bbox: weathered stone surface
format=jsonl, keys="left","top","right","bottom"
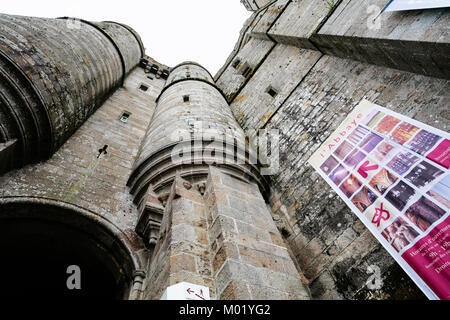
{"left": 0, "top": 14, "right": 143, "bottom": 174}
{"left": 230, "top": 44, "right": 322, "bottom": 134}
{"left": 217, "top": 1, "right": 449, "bottom": 300}
{"left": 251, "top": 0, "right": 290, "bottom": 41}
{"left": 1, "top": 1, "right": 448, "bottom": 300}
{"left": 267, "top": 0, "right": 334, "bottom": 49}
{"left": 216, "top": 38, "right": 275, "bottom": 101}
{"left": 241, "top": 0, "right": 275, "bottom": 12}
{"left": 144, "top": 176, "right": 214, "bottom": 300}
{"left": 0, "top": 67, "right": 164, "bottom": 231}
{"left": 205, "top": 166, "right": 310, "bottom": 300}
{"left": 313, "top": 0, "right": 450, "bottom": 79}
{"left": 263, "top": 54, "right": 447, "bottom": 299}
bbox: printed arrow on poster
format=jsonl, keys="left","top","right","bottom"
{"left": 358, "top": 161, "right": 379, "bottom": 179}
{"left": 187, "top": 288, "right": 194, "bottom": 295}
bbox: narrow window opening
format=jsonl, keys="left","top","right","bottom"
{"left": 183, "top": 95, "right": 190, "bottom": 103}
{"left": 186, "top": 72, "right": 191, "bottom": 78}
{"left": 161, "top": 70, "right": 170, "bottom": 80}
{"left": 97, "top": 145, "right": 108, "bottom": 158}
{"left": 232, "top": 59, "right": 241, "bottom": 69}
{"left": 140, "top": 59, "right": 149, "bottom": 69}
{"left": 239, "top": 62, "right": 252, "bottom": 78}
{"left": 150, "top": 64, "right": 159, "bottom": 74}
{"left": 242, "top": 67, "right": 251, "bottom": 78}
{"left": 147, "top": 75, "right": 154, "bottom": 80}
{"left": 139, "top": 84, "right": 149, "bottom": 92}
{"left": 266, "top": 86, "right": 278, "bottom": 98}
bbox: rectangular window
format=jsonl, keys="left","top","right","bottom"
{"left": 183, "top": 95, "right": 190, "bottom": 103}
{"left": 266, "top": 86, "right": 278, "bottom": 98}
{"left": 161, "top": 70, "right": 170, "bottom": 80}
{"left": 120, "top": 112, "right": 130, "bottom": 123}
{"left": 232, "top": 59, "right": 241, "bottom": 69}
{"left": 150, "top": 64, "right": 159, "bottom": 74}
{"left": 242, "top": 67, "right": 251, "bottom": 78}
{"left": 139, "top": 84, "right": 149, "bottom": 92}
{"left": 239, "top": 62, "right": 252, "bottom": 78}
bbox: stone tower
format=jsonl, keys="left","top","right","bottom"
{"left": 0, "top": 0, "right": 449, "bottom": 300}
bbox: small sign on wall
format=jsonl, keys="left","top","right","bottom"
{"left": 382, "top": 0, "right": 450, "bottom": 12}
{"left": 161, "top": 282, "right": 210, "bottom": 300}
{"left": 309, "top": 99, "right": 450, "bottom": 300}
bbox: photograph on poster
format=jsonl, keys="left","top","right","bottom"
{"left": 382, "top": 217, "right": 419, "bottom": 253}
{"left": 427, "top": 174, "right": 450, "bottom": 209}
{"left": 426, "top": 139, "right": 450, "bottom": 169}
{"left": 405, "top": 161, "right": 445, "bottom": 189}
{"left": 320, "top": 155, "right": 340, "bottom": 176}
{"left": 369, "top": 168, "right": 398, "bottom": 195}
{"left": 375, "top": 115, "right": 402, "bottom": 135}
{"left": 351, "top": 187, "right": 378, "bottom": 213}
{"left": 385, "top": 181, "right": 417, "bottom": 211}
{"left": 362, "top": 110, "right": 385, "bottom": 128}
{"left": 344, "top": 149, "right": 366, "bottom": 169}
{"left": 333, "top": 140, "right": 354, "bottom": 160}
{"left": 404, "top": 197, "right": 447, "bottom": 232}
{"left": 387, "top": 151, "right": 420, "bottom": 176}
{"left": 360, "top": 132, "right": 384, "bottom": 153}
{"left": 390, "top": 122, "right": 420, "bottom": 145}
{"left": 339, "top": 174, "right": 363, "bottom": 198}
{"left": 405, "top": 130, "right": 442, "bottom": 156}
{"left": 372, "top": 141, "right": 397, "bottom": 162}
{"left": 329, "top": 165, "right": 350, "bottom": 186}
{"left": 348, "top": 126, "right": 370, "bottom": 145}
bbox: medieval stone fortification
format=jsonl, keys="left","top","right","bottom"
{"left": 0, "top": 1, "right": 448, "bottom": 299}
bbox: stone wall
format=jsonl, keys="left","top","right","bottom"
{"left": 0, "top": 2, "right": 448, "bottom": 300}
{"left": 0, "top": 67, "right": 166, "bottom": 268}
{"left": 143, "top": 175, "right": 214, "bottom": 299}
{"left": 0, "top": 14, "right": 143, "bottom": 174}
{"left": 266, "top": 55, "right": 448, "bottom": 299}
{"left": 205, "top": 166, "right": 310, "bottom": 299}
{"left": 216, "top": 0, "right": 450, "bottom": 299}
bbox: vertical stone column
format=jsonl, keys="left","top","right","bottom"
{"left": 204, "top": 166, "right": 310, "bottom": 300}
{"left": 143, "top": 175, "right": 214, "bottom": 300}
{"left": 129, "top": 270, "right": 146, "bottom": 300}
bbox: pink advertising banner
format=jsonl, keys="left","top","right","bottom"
{"left": 309, "top": 100, "right": 450, "bottom": 300}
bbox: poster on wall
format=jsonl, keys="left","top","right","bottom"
{"left": 382, "top": 0, "right": 450, "bottom": 12}
{"left": 309, "top": 99, "right": 450, "bottom": 300}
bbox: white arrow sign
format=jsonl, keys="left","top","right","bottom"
{"left": 161, "top": 282, "right": 211, "bottom": 300}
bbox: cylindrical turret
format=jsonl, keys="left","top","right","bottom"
{"left": 128, "top": 62, "right": 267, "bottom": 207}
{"left": 0, "top": 14, "right": 144, "bottom": 173}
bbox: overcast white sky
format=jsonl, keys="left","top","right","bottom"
{"left": 1, "top": 0, "right": 251, "bottom": 75}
